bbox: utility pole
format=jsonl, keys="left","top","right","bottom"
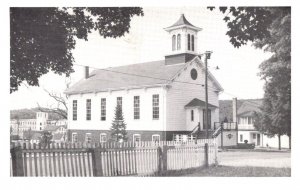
{"left": 16, "top": 117, "right": 20, "bottom": 140}
{"left": 205, "top": 51, "right": 212, "bottom": 139}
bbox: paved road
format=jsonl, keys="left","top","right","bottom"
{"left": 218, "top": 150, "right": 291, "bottom": 168}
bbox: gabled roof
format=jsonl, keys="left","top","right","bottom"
{"left": 164, "top": 14, "right": 202, "bottom": 31}
{"left": 44, "top": 125, "right": 67, "bottom": 132}
{"left": 53, "top": 133, "right": 65, "bottom": 141}
{"left": 65, "top": 60, "right": 189, "bottom": 95}
{"left": 185, "top": 98, "right": 218, "bottom": 109}
{"left": 237, "top": 100, "right": 262, "bottom": 117}
{"left": 65, "top": 56, "right": 223, "bottom": 95}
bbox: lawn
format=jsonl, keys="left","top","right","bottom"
{"left": 181, "top": 165, "right": 291, "bottom": 177}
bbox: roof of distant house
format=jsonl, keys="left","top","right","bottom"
{"left": 237, "top": 100, "right": 262, "bottom": 116}
{"left": 44, "top": 125, "right": 67, "bottom": 132}
{"left": 218, "top": 99, "right": 263, "bottom": 122}
{"left": 23, "top": 131, "right": 42, "bottom": 140}
{"left": 185, "top": 98, "right": 218, "bottom": 108}
{"left": 52, "top": 133, "right": 65, "bottom": 141}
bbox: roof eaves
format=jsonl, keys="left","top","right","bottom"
{"left": 65, "top": 83, "right": 169, "bottom": 96}
{"left": 164, "top": 25, "right": 202, "bottom": 32}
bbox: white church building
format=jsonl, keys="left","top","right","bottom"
{"left": 65, "top": 14, "right": 223, "bottom": 143}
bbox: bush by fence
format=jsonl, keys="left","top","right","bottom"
{"left": 10, "top": 139, "right": 218, "bottom": 177}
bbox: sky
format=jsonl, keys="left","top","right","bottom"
{"left": 10, "top": 7, "right": 273, "bottom": 110}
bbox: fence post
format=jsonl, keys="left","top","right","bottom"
{"left": 10, "top": 146, "right": 24, "bottom": 176}
{"left": 157, "top": 146, "right": 162, "bottom": 174}
{"left": 157, "top": 145, "right": 168, "bottom": 175}
{"left": 91, "top": 147, "right": 103, "bottom": 176}
{"left": 214, "top": 138, "right": 218, "bottom": 165}
{"left": 204, "top": 143, "right": 209, "bottom": 168}
{"left": 162, "top": 145, "right": 168, "bottom": 172}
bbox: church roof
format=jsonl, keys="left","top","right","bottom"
{"left": 65, "top": 60, "right": 192, "bottom": 95}
{"left": 185, "top": 98, "right": 218, "bottom": 109}
{"left": 164, "top": 14, "right": 202, "bottom": 31}
{"left": 65, "top": 57, "right": 223, "bottom": 95}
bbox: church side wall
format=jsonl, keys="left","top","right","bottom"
{"left": 67, "top": 87, "right": 167, "bottom": 142}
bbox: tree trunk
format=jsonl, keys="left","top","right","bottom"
{"left": 278, "top": 135, "right": 281, "bottom": 150}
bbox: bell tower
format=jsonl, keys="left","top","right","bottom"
{"left": 164, "top": 14, "right": 202, "bottom": 65}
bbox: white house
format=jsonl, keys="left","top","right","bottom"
{"left": 10, "top": 112, "right": 49, "bottom": 137}
{"left": 237, "top": 100, "right": 290, "bottom": 148}
{"left": 65, "top": 14, "right": 223, "bottom": 143}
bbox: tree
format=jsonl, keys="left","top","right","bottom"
{"left": 40, "top": 131, "right": 53, "bottom": 148}
{"left": 10, "top": 7, "right": 144, "bottom": 93}
{"left": 37, "top": 89, "right": 68, "bottom": 119}
{"left": 110, "top": 104, "right": 127, "bottom": 142}
{"left": 210, "top": 7, "right": 291, "bottom": 149}
{"left": 23, "top": 128, "right": 34, "bottom": 141}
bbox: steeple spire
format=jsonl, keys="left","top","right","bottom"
{"left": 164, "top": 14, "right": 202, "bottom": 32}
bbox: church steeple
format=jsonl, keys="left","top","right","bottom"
{"left": 164, "top": 14, "right": 202, "bottom": 65}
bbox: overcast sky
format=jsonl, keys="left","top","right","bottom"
{"left": 10, "top": 7, "right": 272, "bottom": 110}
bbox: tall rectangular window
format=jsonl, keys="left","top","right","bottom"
{"left": 86, "top": 99, "right": 91, "bottom": 120}
{"left": 248, "top": 117, "right": 253, "bottom": 124}
{"left": 152, "top": 94, "right": 159, "bottom": 119}
{"left": 117, "top": 97, "right": 122, "bottom": 110}
{"left": 134, "top": 96, "right": 140, "bottom": 119}
{"left": 240, "top": 134, "right": 243, "bottom": 142}
{"left": 101, "top": 98, "right": 106, "bottom": 121}
{"left": 203, "top": 109, "right": 211, "bottom": 129}
{"left": 191, "top": 35, "right": 195, "bottom": 51}
{"left": 72, "top": 100, "right": 77, "bottom": 121}
{"left": 191, "top": 110, "right": 194, "bottom": 121}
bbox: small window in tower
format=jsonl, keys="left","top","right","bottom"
{"left": 177, "top": 34, "right": 181, "bottom": 50}
{"left": 172, "top": 35, "right": 176, "bottom": 51}
{"left": 187, "top": 34, "right": 191, "bottom": 50}
{"left": 191, "top": 35, "right": 195, "bottom": 51}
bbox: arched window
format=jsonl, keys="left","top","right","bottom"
{"left": 187, "top": 34, "right": 191, "bottom": 50}
{"left": 172, "top": 35, "right": 176, "bottom": 51}
{"left": 177, "top": 34, "right": 181, "bottom": 50}
{"left": 191, "top": 110, "right": 194, "bottom": 121}
{"left": 191, "top": 35, "right": 195, "bottom": 51}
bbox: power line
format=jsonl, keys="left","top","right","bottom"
{"left": 72, "top": 63, "right": 263, "bottom": 107}
{"left": 72, "top": 63, "right": 223, "bottom": 90}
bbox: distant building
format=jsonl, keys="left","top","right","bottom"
{"left": 220, "top": 99, "right": 290, "bottom": 148}
{"left": 65, "top": 14, "right": 223, "bottom": 143}
{"left": 10, "top": 111, "right": 67, "bottom": 140}
{"left": 44, "top": 125, "right": 67, "bottom": 142}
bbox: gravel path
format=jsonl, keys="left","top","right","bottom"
{"left": 217, "top": 150, "right": 291, "bottom": 168}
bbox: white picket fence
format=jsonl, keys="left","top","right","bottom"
{"left": 10, "top": 139, "right": 218, "bottom": 176}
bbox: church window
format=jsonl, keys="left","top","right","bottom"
{"left": 187, "top": 34, "right": 191, "bottom": 50}
{"left": 172, "top": 35, "right": 176, "bottom": 51}
{"left": 177, "top": 34, "right": 181, "bottom": 50}
{"left": 152, "top": 94, "right": 159, "bottom": 119}
{"left": 191, "top": 35, "right": 195, "bottom": 51}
